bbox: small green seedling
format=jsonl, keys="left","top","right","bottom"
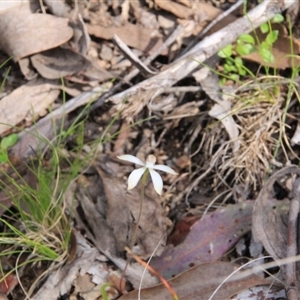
{"left": 0, "top": 133, "right": 18, "bottom": 163}
{"left": 217, "top": 14, "right": 284, "bottom": 84}
{"left": 100, "top": 283, "right": 113, "bottom": 300}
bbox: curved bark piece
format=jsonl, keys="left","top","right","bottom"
{"left": 252, "top": 165, "right": 300, "bottom": 259}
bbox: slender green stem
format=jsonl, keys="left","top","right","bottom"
{"left": 120, "top": 169, "right": 149, "bottom": 291}
{"left": 129, "top": 169, "right": 148, "bottom": 249}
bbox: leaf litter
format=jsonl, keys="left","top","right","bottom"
{"left": 0, "top": 0, "right": 300, "bottom": 299}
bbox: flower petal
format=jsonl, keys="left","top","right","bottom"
{"left": 145, "top": 154, "right": 156, "bottom": 168}
{"left": 153, "top": 164, "right": 178, "bottom": 175}
{"left": 149, "top": 169, "right": 163, "bottom": 195}
{"left": 127, "top": 167, "right": 146, "bottom": 190}
{"left": 117, "top": 155, "right": 145, "bottom": 166}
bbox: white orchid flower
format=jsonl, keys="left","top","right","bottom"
{"left": 117, "top": 154, "right": 178, "bottom": 195}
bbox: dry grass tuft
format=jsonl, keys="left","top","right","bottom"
{"left": 204, "top": 80, "right": 287, "bottom": 192}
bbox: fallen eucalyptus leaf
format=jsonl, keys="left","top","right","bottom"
{"left": 0, "top": 79, "right": 60, "bottom": 135}
{"left": 31, "top": 48, "right": 88, "bottom": 79}
{"left": 0, "top": 9, "right": 73, "bottom": 61}
{"left": 151, "top": 200, "right": 289, "bottom": 279}
{"left": 119, "top": 261, "right": 271, "bottom": 300}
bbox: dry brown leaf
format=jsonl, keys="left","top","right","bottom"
{"left": 154, "top": 0, "right": 193, "bottom": 19}
{"left": 119, "top": 261, "right": 272, "bottom": 300}
{"left": 31, "top": 47, "right": 113, "bottom": 82}
{"left": 87, "top": 22, "right": 163, "bottom": 54}
{"left": 31, "top": 48, "right": 88, "bottom": 79}
{"left": 0, "top": 79, "right": 60, "bottom": 135}
{"left": 0, "top": 8, "right": 73, "bottom": 61}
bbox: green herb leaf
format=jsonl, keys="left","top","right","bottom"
{"left": 1, "top": 133, "right": 18, "bottom": 150}
{"left": 260, "top": 48, "right": 274, "bottom": 63}
{"left": 0, "top": 152, "right": 8, "bottom": 164}
{"left": 224, "top": 64, "right": 238, "bottom": 73}
{"left": 265, "top": 30, "right": 278, "bottom": 45}
{"left": 260, "top": 23, "right": 269, "bottom": 34}
{"left": 238, "top": 34, "right": 255, "bottom": 45}
{"left": 224, "top": 64, "right": 232, "bottom": 73}
{"left": 225, "top": 58, "right": 233, "bottom": 65}
{"left": 236, "top": 43, "right": 255, "bottom": 56}
{"left": 218, "top": 45, "right": 233, "bottom": 58}
{"left": 219, "top": 78, "right": 226, "bottom": 86}
{"left": 234, "top": 57, "right": 244, "bottom": 66}
{"left": 229, "top": 74, "right": 239, "bottom": 81}
{"left": 272, "top": 14, "right": 284, "bottom": 23}
{"left": 238, "top": 67, "right": 246, "bottom": 76}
